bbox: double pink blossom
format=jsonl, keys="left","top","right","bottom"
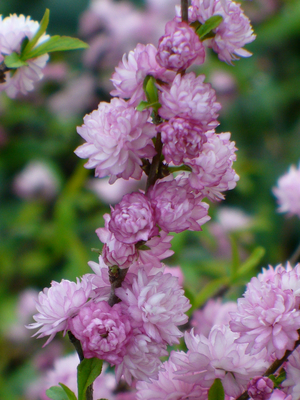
{"left": 27, "top": 277, "right": 92, "bottom": 345}
{"left": 156, "top": 19, "right": 205, "bottom": 71}
{"left": 111, "top": 43, "right": 174, "bottom": 106}
{"left": 75, "top": 98, "right": 156, "bottom": 183}
{"left": 147, "top": 175, "right": 210, "bottom": 233}
{"left": 109, "top": 192, "right": 158, "bottom": 244}
{"left": 158, "top": 72, "right": 221, "bottom": 130}
{"left": 273, "top": 164, "right": 300, "bottom": 218}
{"left": 70, "top": 301, "right": 132, "bottom": 365}
{"left": 116, "top": 268, "right": 191, "bottom": 345}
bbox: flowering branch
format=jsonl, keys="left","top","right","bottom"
{"left": 236, "top": 331, "right": 300, "bottom": 400}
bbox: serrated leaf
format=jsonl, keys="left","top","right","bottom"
{"left": 22, "top": 9, "right": 50, "bottom": 57}
{"left": 45, "top": 386, "right": 69, "bottom": 400}
{"left": 196, "top": 15, "right": 223, "bottom": 39}
{"left": 22, "top": 36, "right": 89, "bottom": 60}
{"left": 59, "top": 383, "right": 77, "bottom": 400}
{"left": 208, "top": 379, "right": 225, "bottom": 400}
{"left": 236, "top": 246, "right": 265, "bottom": 278}
{"left": 77, "top": 358, "right": 103, "bottom": 400}
{"left": 4, "top": 52, "right": 28, "bottom": 68}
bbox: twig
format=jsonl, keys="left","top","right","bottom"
{"left": 181, "top": 0, "right": 189, "bottom": 23}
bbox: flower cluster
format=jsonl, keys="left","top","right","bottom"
{"left": 30, "top": 1, "right": 300, "bottom": 399}
{"left": 0, "top": 14, "right": 49, "bottom": 97}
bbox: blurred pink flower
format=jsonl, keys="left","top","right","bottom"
{"left": 282, "top": 347, "right": 300, "bottom": 400}
{"left": 273, "top": 164, "right": 300, "bottom": 218}
{"left": 27, "top": 277, "right": 92, "bottom": 345}
{"left": 0, "top": 14, "right": 49, "bottom": 97}
{"left": 156, "top": 19, "right": 205, "bottom": 71}
{"left": 75, "top": 98, "right": 156, "bottom": 183}
{"left": 12, "top": 161, "right": 59, "bottom": 200}
{"left": 191, "top": 298, "right": 237, "bottom": 337}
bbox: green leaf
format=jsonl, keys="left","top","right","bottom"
{"left": 4, "top": 52, "right": 28, "bottom": 68}
{"left": 236, "top": 246, "right": 265, "bottom": 278}
{"left": 22, "top": 9, "right": 50, "bottom": 57}
{"left": 77, "top": 358, "right": 103, "bottom": 400}
{"left": 136, "top": 101, "right": 150, "bottom": 111}
{"left": 22, "top": 36, "right": 89, "bottom": 60}
{"left": 208, "top": 379, "right": 225, "bottom": 400}
{"left": 145, "top": 75, "right": 159, "bottom": 104}
{"left": 190, "top": 277, "right": 230, "bottom": 313}
{"left": 59, "top": 383, "right": 77, "bottom": 400}
{"left": 196, "top": 15, "right": 223, "bottom": 39}
{"left": 269, "top": 370, "right": 286, "bottom": 388}
{"left": 45, "top": 386, "right": 69, "bottom": 400}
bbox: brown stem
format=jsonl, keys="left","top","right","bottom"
{"left": 146, "top": 131, "right": 163, "bottom": 193}
{"left": 68, "top": 331, "right": 94, "bottom": 400}
{"left": 235, "top": 330, "right": 300, "bottom": 400}
{"left": 108, "top": 267, "right": 128, "bottom": 307}
{"left": 181, "top": 0, "right": 189, "bottom": 23}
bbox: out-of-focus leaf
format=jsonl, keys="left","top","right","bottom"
{"left": 190, "top": 277, "right": 230, "bottom": 313}
{"left": 236, "top": 246, "right": 265, "bottom": 279}
{"left": 59, "top": 383, "right": 77, "bottom": 400}
{"left": 46, "top": 386, "right": 69, "bottom": 400}
{"left": 196, "top": 15, "right": 223, "bottom": 39}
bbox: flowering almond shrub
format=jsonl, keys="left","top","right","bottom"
{"left": 2, "top": 1, "right": 300, "bottom": 400}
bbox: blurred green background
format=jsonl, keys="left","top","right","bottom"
{"left": 0, "top": 0, "right": 300, "bottom": 398}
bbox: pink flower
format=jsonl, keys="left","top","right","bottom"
{"left": 109, "top": 192, "right": 158, "bottom": 244}
{"left": 187, "top": 131, "right": 239, "bottom": 200}
{"left": 116, "top": 268, "right": 190, "bottom": 345}
{"left": 27, "top": 278, "right": 92, "bottom": 345}
{"left": 134, "top": 230, "right": 174, "bottom": 271}
{"left": 191, "top": 298, "right": 237, "bottom": 337}
{"left": 136, "top": 355, "right": 208, "bottom": 400}
{"left": 172, "top": 326, "right": 268, "bottom": 398}
{"left": 273, "top": 164, "right": 300, "bottom": 218}
{"left": 247, "top": 377, "right": 274, "bottom": 400}
{"left": 158, "top": 72, "right": 221, "bottom": 129}
{"left": 111, "top": 43, "right": 174, "bottom": 106}
{"left": 282, "top": 347, "right": 300, "bottom": 400}
{"left": 96, "top": 213, "right": 138, "bottom": 268}
{"left": 156, "top": 19, "right": 205, "bottom": 71}
{"left": 75, "top": 98, "right": 156, "bottom": 184}
{"left": 159, "top": 117, "right": 207, "bottom": 165}
{"left": 115, "top": 332, "right": 168, "bottom": 384}
{"left": 191, "top": 0, "right": 256, "bottom": 64}
{"left": 147, "top": 175, "right": 210, "bottom": 233}
{"left": 268, "top": 390, "right": 292, "bottom": 400}
{"left": 70, "top": 301, "right": 132, "bottom": 365}
{"left": 0, "top": 14, "right": 49, "bottom": 97}
{"left": 229, "top": 276, "right": 300, "bottom": 359}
